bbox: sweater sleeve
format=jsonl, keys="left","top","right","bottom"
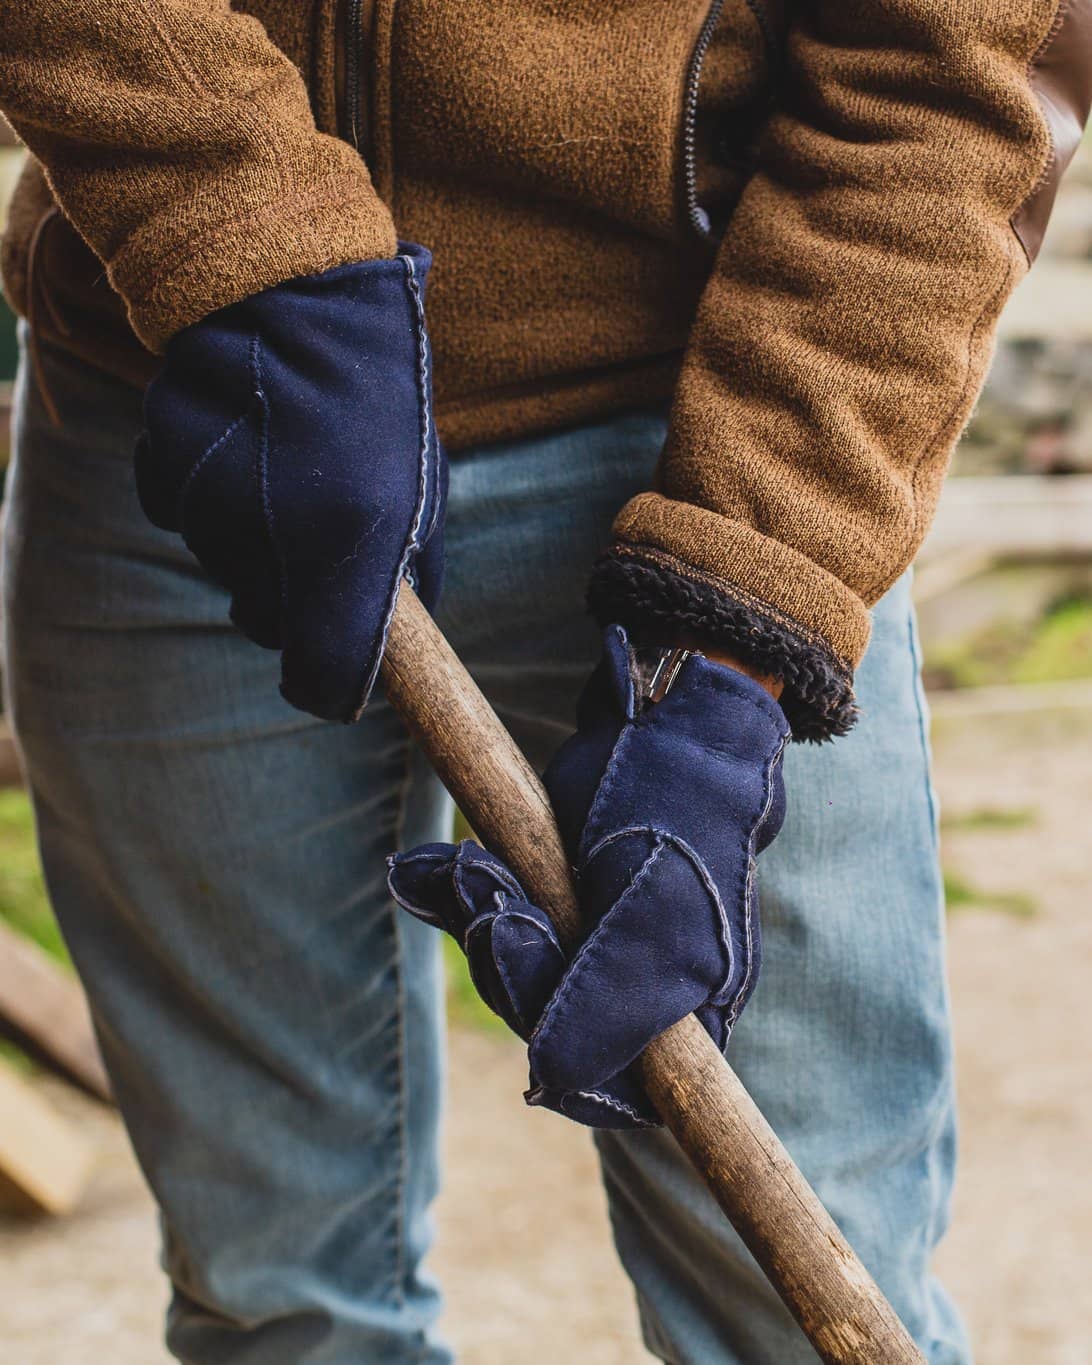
{"left": 589, "top": 0, "right": 1092, "bottom": 740}
{"left": 0, "top": 0, "right": 396, "bottom": 352}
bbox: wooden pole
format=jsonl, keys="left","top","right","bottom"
{"left": 381, "top": 585, "right": 926, "bottom": 1365}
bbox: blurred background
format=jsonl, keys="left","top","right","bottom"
{"left": 0, "top": 123, "right": 1088, "bottom": 1364}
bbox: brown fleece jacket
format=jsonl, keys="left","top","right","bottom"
{"left": 1, "top": 0, "right": 1089, "bottom": 737}
{"left": 0, "top": 0, "right": 396, "bottom": 348}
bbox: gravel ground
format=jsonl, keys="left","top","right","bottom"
{"left": 1, "top": 710, "right": 1088, "bottom": 1364}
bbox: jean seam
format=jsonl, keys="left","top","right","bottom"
{"left": 906, "top": 582, "right": 963, "bottom": 1355}
{"left": 385, "top": 727, "right": 417, "bottom": 1313}
{"left": 727, "top": 729, "right": 787, "bottom": 1029}
{"left": 384, "top": 742, "right": 417, "bottom": 1315}
{"left": 388, "top": 738, "right": 443, "bottom": 1365}
{"left": 389, "top": 915, "right": 409, "bottom": 1312}
{"left": 906, "top": 593, "right": 940, "bottom": 850}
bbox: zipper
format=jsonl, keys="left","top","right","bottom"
{"left": 341, "top": 0, "right": 378, "bottom": 156}
{"left": 342, "top": 0, "right": 364, "bottom": 147}
{"left": 682, "top": 0, "right": 779, "bottom": 243}
{"left": 681, "top": 0, "right": 726, "bottom": 242}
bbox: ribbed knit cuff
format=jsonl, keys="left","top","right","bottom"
{"left": 588, "top": 545, "right": 859, "bottom": 742}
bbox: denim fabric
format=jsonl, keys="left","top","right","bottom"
{"left": 3, "top": 333, "right": 971, "bottom": 1365}
{"left": 390, "top": 635, "right": 790, "bottom": 1129}
{"left": 136, "top": 246, "right": 444, "bottom": 724}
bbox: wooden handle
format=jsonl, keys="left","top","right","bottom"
{"left": 381, "top": 585, "right": 926, "bottom": 1365}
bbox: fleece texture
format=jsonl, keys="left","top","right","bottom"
{"left": 593, "top": 1, "right": 1091, "bottom": 735}
{"left": 0, "top": 0, "right": 396, "bottom": 352}
{"left": 389, "top": 626, "right": 790, "bottom": 1128}
{"left": 2, "top": 0, "right": 1088, "bottom": 735}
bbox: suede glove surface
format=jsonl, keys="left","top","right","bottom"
{"left": 135, "top": 243, "right": 444, "bottom": 722}
{"left": 389, "top": 626, "right": 790, "bottom": 1128}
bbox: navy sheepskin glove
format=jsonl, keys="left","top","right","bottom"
{"left": 389, "top": 626, "right": 790, "bottom": 1128}
{"left": 135, "top": 243, "right": 444, "bottom": 722}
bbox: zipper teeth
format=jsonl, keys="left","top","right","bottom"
{"left": 682, "top": 0, "right": 726, "bottom": 242}
{"left": 683, "top": 0, "right": 781, "bottom": 242}
{"left": 344, "top": 0, "right": 363, "bottom": 147}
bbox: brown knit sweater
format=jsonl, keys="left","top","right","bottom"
{"left": 1, "top": 0, "right": 1089, "bottom": 737}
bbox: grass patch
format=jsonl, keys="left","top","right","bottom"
{"left": 0, "top": 1036, "right": 34, "bottom": 1074}
{"left": 944, "top": 870, "right": 1037, "bottom": 919}
{"left": 1010, "top": 594, "right": 1092, "bottom": 686}
{"left": 926, "top": 591, "right": 1092, "bottom": 690}
{"left": 0, "top": 792, "right": 68, "bottom": 1077}
{"left": 941, "top": 805, "right": 1037, "bottom": 833}
{"left": 0, "top": 789, "right": 69, "bottom": 965}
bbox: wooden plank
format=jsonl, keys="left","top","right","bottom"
{"left": 924, "top": 474, "right": 1092, "bottom": 559}
{"left": 912, "top": 547, "right": 995, "bottom": 605}
{"left": 0, "top": 1060, "right": 94, "bottom": 1215}
{"left": 0, "top": 920, "right": 111, "bottom": 1102}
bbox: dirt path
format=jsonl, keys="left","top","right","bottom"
{"left": 1, "top": 713, "right": 1089, "bottom": 1363}
{"left": 930, "top": 709, "right": 1092, "bottom": 1365}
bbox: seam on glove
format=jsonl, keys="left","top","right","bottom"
{"left": 403, "top": 252, "right": 435, "bottom": 559}
{"left": 488, "top": 906, "right": 550, "bottom": 1036}
{"left": 356, "top": 250, "right": 434, "bottom": 719}
{"left": 530, "top": 833, "right": 669, "bottom": 1061}
{"left": 175, "top": 409, "right": 248, "bottom": 526}
{"left": 579, "top": 722, "right": 639, "bottom": 861}
{"left": 387, "top": 848, "right": 449, "bottom": 924}
{"left": 611, "top": 624, "right": 638, "bottom": 720}
{"left": 250, "top": 335, "right": 286, "bottom": 618}
{"left": 585, "top": 824, "right": 737, "bottom": 995}
{"left": 452, "top": 843, "right": 525, "bottom": 913}
{"left": 501, "top": 906, "right": 561, "bottom": 954}
{"left": 451, "top": 857, "right": 480, "bottom": 928}
{"left": 724, "top": 731, "right": 787, "bottom": 1027}
{"left": 571, "top": 1089, "right": 655, "bottom": 1127}
{"left": 465, "top": 905, "right": 500, "bottom": 956}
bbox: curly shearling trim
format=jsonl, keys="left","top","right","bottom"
{"left": 588, "top": 549, "right": 858, "bottom": 742}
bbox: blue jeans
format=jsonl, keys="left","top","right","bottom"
{"left": 3, "top": 336, "right": 970, "bottom": 1364}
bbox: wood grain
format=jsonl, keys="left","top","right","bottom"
{"left": 382, "top": 585, "right": 925, "bottom": 1364}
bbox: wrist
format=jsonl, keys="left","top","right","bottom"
{"left": 700, "top": 647, "right": 784, "bottom": 701}
{"left": 628, "top": 628, "right": 786, "bottom": 703}
{"left": 659, "top": 631, "right": 784, "bottom": 700}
